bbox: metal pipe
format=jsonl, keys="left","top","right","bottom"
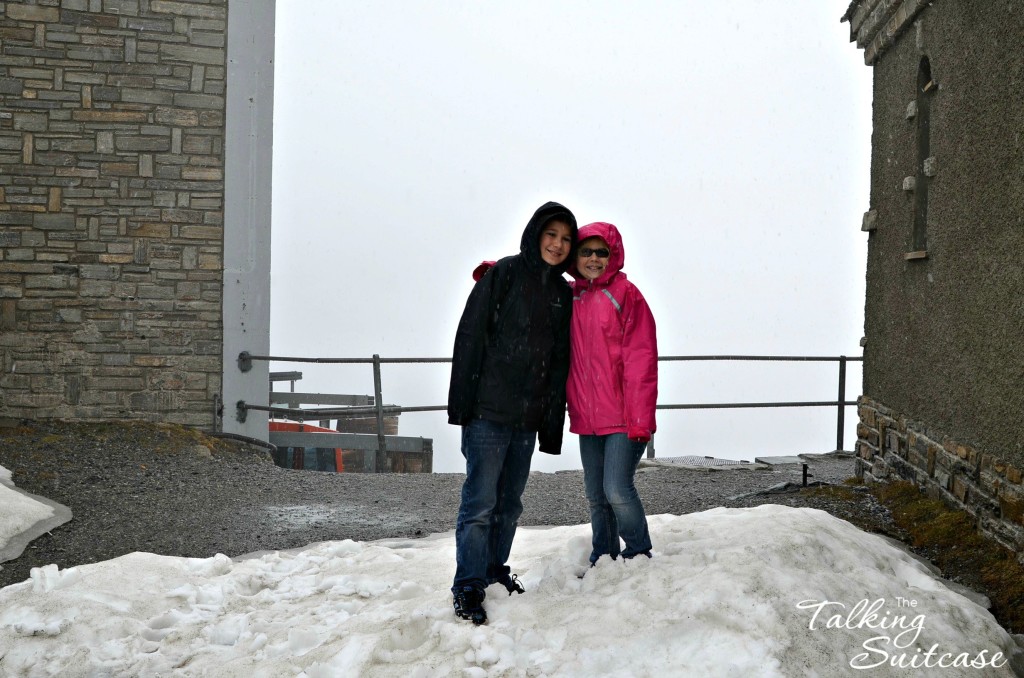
{"left": 837, "top": 355, "right": 848, "bottom": 452}
{"left": 240, "top": 354, "right": 452, "bottom": 365}
{"left": 657, "top": 355, "right": 864, "bottom": 362}
{"left": 656, "top": 401, "right": 858, "bottom": 410}
{"left": 241, "top": 353, "right": 862, "bottom": 365}
{"left": 241, "top": 401, "right": 858, "bottom": 418}
{"left": 373, "top": 354, "right": 387, "bottom": 472}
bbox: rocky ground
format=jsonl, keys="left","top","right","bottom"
{"left": 0, "top": 419, "right": 906, "bottom": 591}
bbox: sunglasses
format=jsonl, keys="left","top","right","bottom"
{"left": 578, "top": 247, "right": 610, "bottom": 258}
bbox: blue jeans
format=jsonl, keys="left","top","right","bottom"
{"left": 452, "top": 418, "right": 536, "bottom": 591}
{"left": 579, "top": 433, "right": 652, "bottom": 563}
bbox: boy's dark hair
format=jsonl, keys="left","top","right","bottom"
{"left": 543, "top": 213, "right": 573, "bottom": 229}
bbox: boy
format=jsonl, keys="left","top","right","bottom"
{"left": 447, "top": 201, "right": 577, "bottom": 624}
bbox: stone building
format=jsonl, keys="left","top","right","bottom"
{"left": 843, "top": 1, "right": 1024, "bottom": 555}
{"left": 0, "top": 1, "right": 274, "bottom": 438}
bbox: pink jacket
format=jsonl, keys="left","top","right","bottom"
{"left": 566, "top": 222, "right": 658, "bottom": 440}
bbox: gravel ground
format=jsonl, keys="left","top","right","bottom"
{"left": 0, "top": 420, "right": 896, "bottom": 591}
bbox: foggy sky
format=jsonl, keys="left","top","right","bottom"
{"left": 270, "top": 1, "right": 873, "bottom": 472}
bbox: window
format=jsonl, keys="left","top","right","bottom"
{"left": 912, "top": 57, "right": 935, "bottom": 253}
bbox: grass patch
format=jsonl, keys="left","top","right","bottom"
{"left": 805, "top": 485, "right": 863, "bottom": 502}
{"left": 71, "top": 421, "right": 235, "bottom": 455}
{"left": 874, "top": 480, "right": 1024, "bottom": 633}
{"left": 0, "top": 420, "right": 265, "bottom": 465}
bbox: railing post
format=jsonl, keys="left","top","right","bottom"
{"left": 372, "top": 354, "right": 387, "bottom": 472}
{"left": 836, "top": 355, "right": 847, "bottom": 452}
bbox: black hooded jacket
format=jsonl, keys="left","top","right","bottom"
{"left": 447, "top": 202, "right": 578, "bottom": 454}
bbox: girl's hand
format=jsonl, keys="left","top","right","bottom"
{"left": 627, "top": 427, "right": 651, "bottom": 444}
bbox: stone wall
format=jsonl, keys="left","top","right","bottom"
{"left": 0, "top": 0, "right": 227, "bottom": 427}
{"left": 856, "top": 396, "right": 1024, "bottom": 559}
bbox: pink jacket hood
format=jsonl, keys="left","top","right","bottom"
{"left": 570, "top": 222, "right": 624, "bottom": 286}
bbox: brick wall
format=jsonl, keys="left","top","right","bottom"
{"left": 856, "top": 396, "right": 1024, "bottom": 559}
{"left": 0, "top": 0, "right": 227, "bottom": 427}
{"left": 328, "top": 415, "right": 399, "bottom": 437}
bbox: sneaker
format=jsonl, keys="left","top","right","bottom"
{"left": 453, "top": 586, "right": 487, "bottom": 625}
{"left": 496, "top": 573, "right": 525, "bottom": 595}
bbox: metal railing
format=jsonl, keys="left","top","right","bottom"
{"left": 237, "top": 351, "right": 862, "bottom": 458}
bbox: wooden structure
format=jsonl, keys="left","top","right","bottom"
{"left": 266, "top": 375, "right": 432, "bottom": 473}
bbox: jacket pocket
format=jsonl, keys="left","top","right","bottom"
{"left": 475, "top": 353, "right": 525, "bottom": 418}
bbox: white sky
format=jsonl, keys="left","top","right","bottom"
{"left": 1, "top": 471, "right": 1019, "bottom": 676}
{"left": 269, "top": 1, "right": 874, "bottom": 472}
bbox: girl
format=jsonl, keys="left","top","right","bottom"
{"left": 567, "top": 221, "right": 658, "bottom": 565}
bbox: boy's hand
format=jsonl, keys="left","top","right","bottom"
{"left": 538, "top": 433, "right": 561, "bottom": 454}
{"left": 627, "top": 427, "right": 651, "bottom": 444}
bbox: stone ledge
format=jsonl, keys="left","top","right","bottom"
{"left": 857, "top": 396, "right": 1024, "bottom": 557}
{"left": 843, "top": 0, "right": 931, "bottom": 65}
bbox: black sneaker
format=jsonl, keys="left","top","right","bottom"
{"left": 453, "top": 586, "right": 487, "bottom": 625}
{"left": 496, "top": 573, "right": 525, "bottom": 595}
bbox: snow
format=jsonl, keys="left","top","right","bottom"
{"left": 0, "top": 466, "right": 71, "bottom": 565}
{"left": 1, "top": 497, "right": 1020, "bottom": 677}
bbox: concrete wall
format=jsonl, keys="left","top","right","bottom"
{"left": 0, "top": 0, "right": 273, "bottom": 433}
{"left": 846, "top": 0, "right": 1024, "bottom": 554}
{"left": 220, "top": 0, "right": 273, "bottom": 439}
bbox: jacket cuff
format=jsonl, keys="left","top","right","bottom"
{"left": 538, "top": 432, "right": 562, "bottom": 454}
{"left": 627, "top": 427, "right": 651, "bottom": 443}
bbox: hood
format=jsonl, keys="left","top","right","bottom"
{"left": 472, "top": 260, "right": 496, "bottom": 282}
{"left": 571, "top": 221, "right": 625, "bottom": 286}
{"left": 519, "top": 201, "right": 578, "bottom": 274}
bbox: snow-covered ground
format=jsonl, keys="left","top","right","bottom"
{"left": 1, "top": 468, "right": 1020, "bottom": 678}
